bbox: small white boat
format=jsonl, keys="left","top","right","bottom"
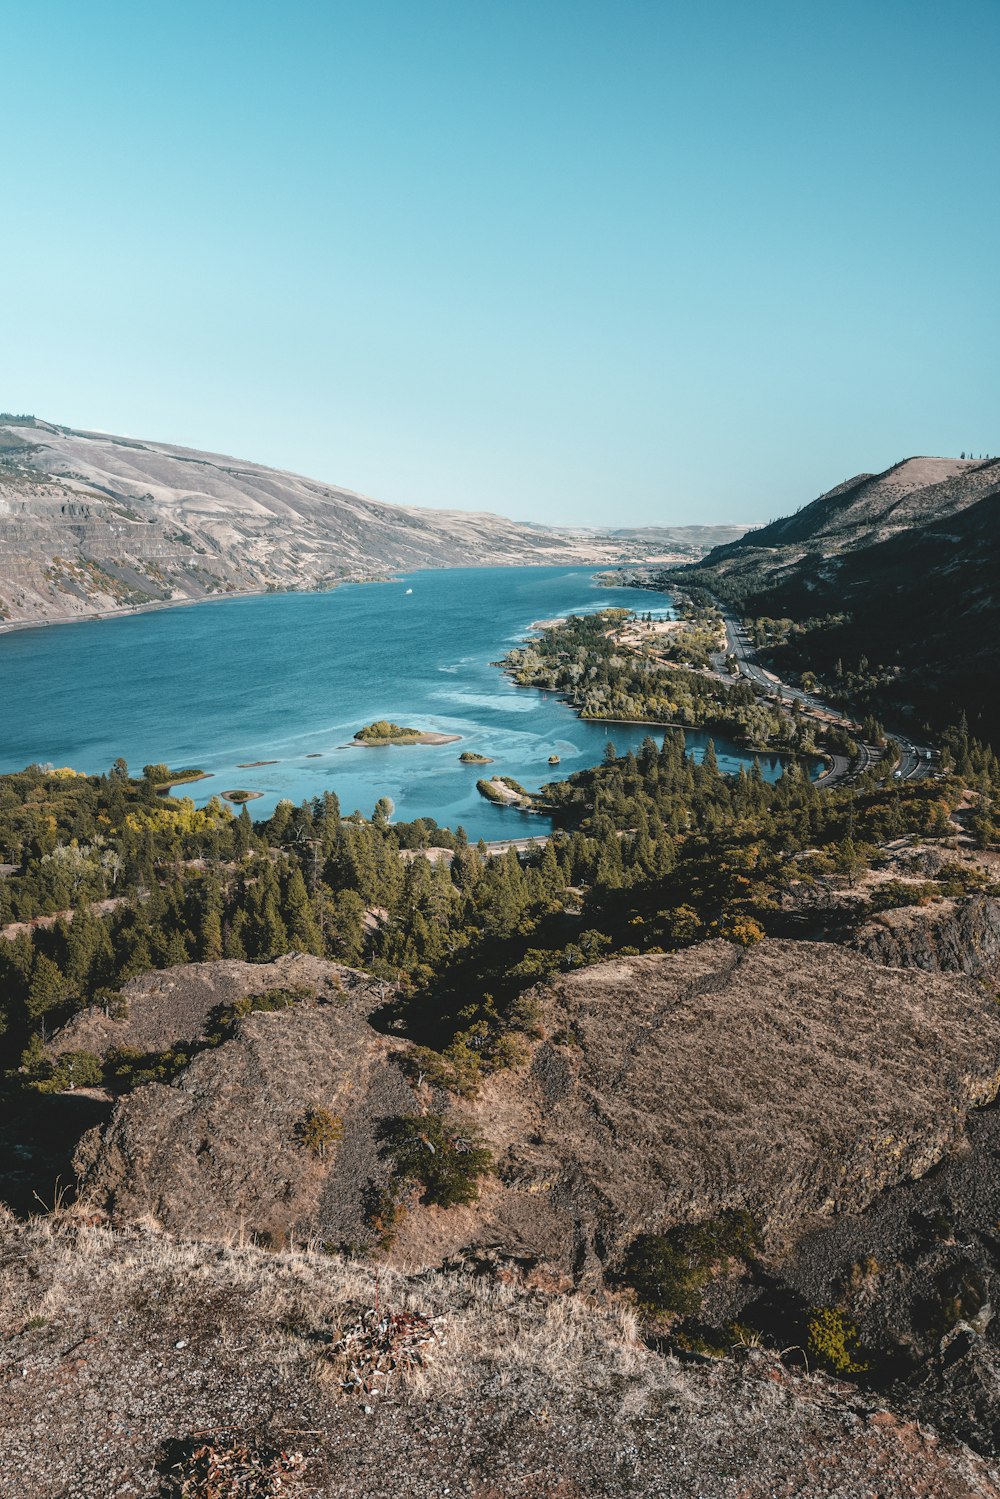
{"left": 405, "top": 588, "right": 413, "bottom": 595}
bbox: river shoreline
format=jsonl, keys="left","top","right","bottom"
{"left": 0, "top": 555, "right": 629, "bottom": 640}
{"left": 0, "top": 574, "right": 404, "bottom": 638}
{"left": 0, "top": 567, "right": 803, "bottom": 836}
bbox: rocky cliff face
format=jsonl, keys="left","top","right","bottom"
{"left": 74, "top": 989, "right": 416, "bottom": 1250}
{"left": 37, "top": 935, "right": 1000, "bottom": 1486}
{"left": 854, "top": 896, "right": 1000, "bottom": 980}
{"left": 74, "top": 939, "right": 1000, "bottom": 1276}
{"left": 702, "top": 1100, "right": 1000, "bottom": 1459}
{"left": 49, "top": 952, "right": 358, "bottom": 1061}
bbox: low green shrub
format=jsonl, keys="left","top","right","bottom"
{"left": 295, "top": 1107, "right": 344, "bottom": 1157}
{"left": 25, "top": 1047, "right": 104, "bottom": 1094}
{"left": 621, "top": 1211, "right": 761, "bottom": 1316}
{"left": 105, "top": 1044, "right": 195, "bottom": 1089}
{"left": 382, "top": 1112, "right": 492, "bottom": 1207}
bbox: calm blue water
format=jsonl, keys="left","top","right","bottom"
{"left": 0, "top": 567, "right": 796, "bottom": 839}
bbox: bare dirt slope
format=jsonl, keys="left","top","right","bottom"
{"left": 726, "top": 455, "right": 1000, "bottom": 557}
{"left": 2, "top": 1211, "right": 997, "bottom": 1499}
{"left": 0, "top": 417, "right": 743, "bottom": 625}
{"left": 49, "top": 953, "right": 360, "bottom": 1061}
{"left": 74, "top": 940, "right": 1000, "bottom": 1276}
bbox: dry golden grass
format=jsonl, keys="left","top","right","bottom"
{"left": 1, "top": 1206, "right": 659, "bottom": 1411}
{"left": 3, "top": 1207, "right": 998, "bottom": 1498}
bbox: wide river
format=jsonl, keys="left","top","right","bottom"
{"left": 0, "top": 566, "right": 796, "bottom": 839}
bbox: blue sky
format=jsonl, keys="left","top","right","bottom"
{"left": 2, "top": 1, "right": 997, "bottom": 525}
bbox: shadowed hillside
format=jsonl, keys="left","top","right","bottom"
{"left": 670, "top": 455, "right": 1000, "bottom": 740}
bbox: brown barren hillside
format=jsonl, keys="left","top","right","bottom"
{"left": 74, "top": 939, "right": 1000, "bottom": 1276}
{"left": 0, "top": 416, "right": 744, "bottom": 625}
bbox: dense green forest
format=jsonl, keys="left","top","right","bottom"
{"left": 502, "top": 611, "right": 820, "bottom": 753}
{"left": 2, "top": 713, "right": 997, "bottom": 1100}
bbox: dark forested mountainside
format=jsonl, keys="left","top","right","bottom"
{"left": 665, "top": 456, "right": 1000, "bottom": 743}
{"left": 712, "top": 455, "right": 1000, "bottom": 557}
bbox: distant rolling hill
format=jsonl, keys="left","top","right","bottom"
{"left": 0, "top": 416, "right": 746, "bottom": 627}
{"left": 673, "top": 454, "right": 1000, "bottom": 741}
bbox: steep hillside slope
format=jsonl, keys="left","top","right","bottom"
{"left": 714, "top": 455, "right": 1000, "bottom": 562}
{"left": 675, "top": 455, "right": 1000, "bottom": 738}
{"left": 0, "top": 416, "right": 738, "bottom": 627}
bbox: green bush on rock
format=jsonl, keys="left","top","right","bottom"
{"left": 621, "top": 1211, "right": 761, "bottom": 1316}
{"left": 382, "top": 1112, "right": 492, "bottom": 1207}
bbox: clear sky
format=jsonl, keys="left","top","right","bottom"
{"left": 2, "top": 1, "right": 997, "bottom": 526}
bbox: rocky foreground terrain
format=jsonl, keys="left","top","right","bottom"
{"left": 0, "top": 416, "right": 743, "bottom": 626}
{"left": 3, "top": 1210, "right": 999, "bottom": 1499}
{"left": 0, "top": 925, "right": 994, "bottom": 1492}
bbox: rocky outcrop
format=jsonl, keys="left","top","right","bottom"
{"left": 695, "top": 1101, "right": 1000, "bottom": 1457}
{"left": 77, "top": 940, "right": 1000, "bottom": 1277}
{"left": 854, "top": 896, "right": 1000, "bottom": 980}
{"left": 74, "top": 978, "right": 414, "bottom": 1248}
{"left": 459, "top": 940, "right": 1000, "bottom": 1270}
{"left": 49, "top": 952, "right": 361, "bottom": 1061}
{"left": 2, "top": 1212, "right": 998, "bottom": 1498}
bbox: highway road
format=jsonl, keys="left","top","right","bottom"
{"left": 891, "top": 732, "right": 928, "bottom": 782}
{"left": 482, "top": 834, "right": 551, "bottom": 856}
{"left": 712, "top": 602, "right": 931, "bottom": 784}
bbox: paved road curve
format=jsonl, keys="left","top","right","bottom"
{"left": 712, "top": 601, "right": 932, "bottom": 785}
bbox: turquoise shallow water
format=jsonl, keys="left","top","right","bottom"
{"left": 0, "top": 567, "right": 798, "bottom": 839}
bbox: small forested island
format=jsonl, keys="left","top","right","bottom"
{"left": 477, "top": 774, "right": 533, "bottom": 807}
{"left": 353, "top": 719, "right": 460, "bottom": 746}
{"left": 146, "top": 763, "right": 212, "bottom": 794}
{"left": 459, "top": 750, "right": 493, "bottom": 763}
{"left": 222, "top": 788, "right": 263, "bottom": 803}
